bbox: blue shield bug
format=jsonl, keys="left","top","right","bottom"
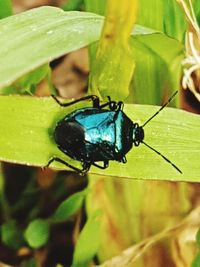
{"left": 47, "top": 92, "right": 182, "bottom": 174}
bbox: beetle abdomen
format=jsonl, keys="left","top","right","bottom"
{"left": 54, "top": 120, "right": 86, "bottom": 160}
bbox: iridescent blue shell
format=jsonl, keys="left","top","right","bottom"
{"left": 55, "top": 108, "right": 133, "bottom": 163}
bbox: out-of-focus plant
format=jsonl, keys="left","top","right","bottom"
{"left": 177, "top": 0, "right": 200, "bottom": 101}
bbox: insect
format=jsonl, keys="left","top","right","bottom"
{"left": 46, "top": 92, "right": 182, "bottom": 174}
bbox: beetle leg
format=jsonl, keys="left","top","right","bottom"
{"left": 81, "top": 162, "right": 91, "bottom": 174}
{"left": 97, "top": 96, "right": 124, "bottom": 111}
{"left": 99, "top": 96, "right": 117, "bottom": 110}
{"left": 51, "top": 95, "right": 100, "bottom": 108}
{"left": 92, "top": 161, "right": 109, "bottom": 169}
{"left": 45, "top": 157, "right": 89, "bottom": 174}
{"left": 117, "top": 101, "right": 124, "bottom": 111}
{"left": 121, "top": 156, "right": 127, "bottom": 163}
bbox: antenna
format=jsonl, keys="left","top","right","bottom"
{"left": 142, "top": 91, "right": 178, "bottom": 127}
{"left": 142, "top": 141, "right": 182, "bottom": 174}
{"left": 139, "top": 91, "right": 181, "bottom": 173}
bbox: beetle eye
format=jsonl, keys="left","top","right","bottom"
{"left": 133, "top": 126, "right": 144, "bottom": 144}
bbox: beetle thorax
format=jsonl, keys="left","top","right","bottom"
{"left": 132, "top": 123, "right": 144, "bottom": 146}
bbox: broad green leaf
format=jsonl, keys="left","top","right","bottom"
{"left": 0, "top": 6, "right": 184, "bottom": 96}
{"left": 163, "top": 0, "right": 186, "bottom": 41}
{"left": 136, "top": 0, "right": 164, "bottom": 31}
{"left": 24, "top": 219, "right": 50, "bottom": 248}
{"left": 0, "top": 7, "right": 103, "bottom": 89}
{"left": 136, "top": 0, "right": 186, "bottom": 41}
{"left": 130, "top": 0, "right": 184, "bottom": 105}
{"left": 130, "top": 34, "right": 184, "bottom": 104}
{"left": 72, "top": 211, "right": 101, "bottom": 267}
{"left": 51, "top": 190, "right": 87, "bottom": 223}
{"left": 0, "top": 95, "right": 199, "bottom": 182}
{"left": 0, "top": 0, "right": 12, "bottom": 19}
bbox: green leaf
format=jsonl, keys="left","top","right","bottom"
{"left": 85, "top": 0, "right": 106, "bottom": 15}
{"left": 0, "top": 7, "right": 103, "bottom": 89}
{"left": 62, "top": 0, "right": 84, "bottom": 11}
{"left": 24, "top": 219, "right": 50, "bottom": 248}
{"left": 192, "top": 252, "right": 200, "bottom": 267}
{"left": 51, "top": 190, "right": 87, "bottom": 223}
{"left": 128, "top": 0, "right": 184, "bottom": 105}
{"left": 15, "top": 64, "right": 50, "bottom": 93}
{"left": 0, "top": 95, "right": 200, "bottom": 182}
{"left": 0, "top": 0, "right": 12, "bottom": 19}
{"left": 1, "top": 221, "right": 24, "bottom": 249}
{"left": 2, "top": 64, "right": 50, "bottom": 95}
{"left": 163, "top": 0, "right": 186, "bottom": 41}
{"left": 136, "top": 0, "right": 164, "bottom": 31}
{"left": 130, "top": 33, "right": 183, "bottom": 104}
{"left": 72, "top": 211, "right": 101, "bottom": 267}
{"left": 0, "top": 6, "right": 184, "bottom": 96}
{"left": 196, "top": 228, "right": 200, "bottom": 247}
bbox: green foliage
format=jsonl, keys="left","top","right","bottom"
{"left": 192, "top": 229, "right": 200, "bottom": 267}
{"left": 84, "top": 0, "right": 106, "bottom": 15}
{"left": 130, "top": 33, "right": 183, "bottom": 104}
{"left": 192, "top": 252, "right": 200, "bottom": 267}
{"left": 0, "top": 7, "right": 103, "bottom": 89}
{"left": 72, "top": 211, "right": 101, "bottom": 267}
{"left": 0, "top": 2, "right": 199, "bottom": 266}
{"left": 0, "top": 95, "right": 199, "bottom": 181}
{"left": 196, "top": 228, "right": 200, "bottom": 246}
{"left": 24, "top": 219, "right": 50, "bottom": 248}
{"left": 0, "top": 0, "right": 12, "bottom": 19}
{"left": 1, "top": 220, "right": 24, "bottom": 249}
{"left": 21, "top": 258, "right": 37, "bottom": 267}
{"left": 62, "top": 0, "right": 84, "bottom": 11}
{"left": 0, "top": 6, "right": 184, "bottom": 100}
{"left": 51, "top": 190, "right": 87, "bottom": 223}
{"left": 0, "top": 6, "right": 191, "bottom": 181}
{"left": 2, "top": 64, "right": 50, "bottom": 94}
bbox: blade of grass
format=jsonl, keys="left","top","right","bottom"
{"left": 0, "top": 6, "right": 184, "bottom": 98}
{"left": 0, "top": 95, "right": 199, "bottom": 182}
{"left": 0, "top": 6, "right": 104, "bottom": 89}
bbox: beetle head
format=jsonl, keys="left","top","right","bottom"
{"left": 132, "top": 123, "right": 144, "bottom": 146}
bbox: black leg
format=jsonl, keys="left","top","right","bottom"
{"left": 45, "top": 157, "right": 90, "bottom": 174}
{"left": 121, "top": 156, "right": 127, "bottom": 163}
{"left": 100, "top": 96, "right": 124, "bottom": 111}
{"left": 52, "top": 95, "right": 100, "bottom": 108}
{"left": 81, "top": 162, "right": 91, "bottom": 174}
{"left": 92, "top": 161, "right": 109, "bottom": 169}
